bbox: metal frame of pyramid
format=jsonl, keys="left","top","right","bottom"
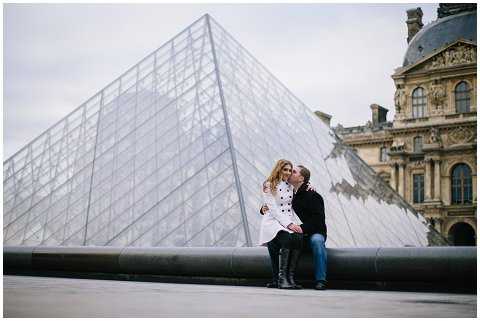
{"left": 3, "top": 15, "right": 447, "bottom": 248}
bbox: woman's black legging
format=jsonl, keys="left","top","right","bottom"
{"left": 273, "top": 230, "right": 303, "bottom": 249}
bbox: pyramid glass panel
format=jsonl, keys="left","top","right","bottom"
{"left": 4, "top": 15, "right": 447, "bottom": 247}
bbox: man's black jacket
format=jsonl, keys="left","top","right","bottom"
{"left": 292, "top": 182, "right": 327, "bottom": 239}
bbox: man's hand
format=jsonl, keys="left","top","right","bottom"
{"left": 260, "top": 205, "right": 269, "bottom": 215}
{"left": 287, "top": 223, "right": 303, "bottom": 234}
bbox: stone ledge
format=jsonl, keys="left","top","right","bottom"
{"left": 3, "top": 246, "right": 476, "bottom": 293}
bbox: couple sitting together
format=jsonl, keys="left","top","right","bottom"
{"left": 259, "top": 159, "right": 327, "bottom": 290}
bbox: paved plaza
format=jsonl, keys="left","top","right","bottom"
{"left": 3, "top": 275, "right": 476, "bottom": 317}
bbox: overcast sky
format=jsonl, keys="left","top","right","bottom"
{"left": 3, "top": 3, "right": 439, "bottom": 160}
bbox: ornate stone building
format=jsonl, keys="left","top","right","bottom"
{"left": 333, "top": 4, "right": 477, "bottom": 245}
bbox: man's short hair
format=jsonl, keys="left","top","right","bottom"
{"left": 297, "top": 165, "right": 310, "bottom": 183}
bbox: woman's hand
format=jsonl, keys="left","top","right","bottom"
{"left": 287, "top": 223, "right": 303, "bottom": 233}
{"left": 260, "top": 204, "right": 269, "bottom": 214}
{"left": 306, "top": 182, "right": 316, "bottom": 192}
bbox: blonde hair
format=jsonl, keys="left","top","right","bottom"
{"left": 264, "top": 159, "right": 293, "bottom": 194}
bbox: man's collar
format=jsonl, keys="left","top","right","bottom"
{"left": 294, "top": 182, "right": 308, "bottom": 194}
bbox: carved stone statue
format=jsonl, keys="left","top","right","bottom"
{"left": 390, "top": 139, "right": 406, "bottom": 152}
{"left": 430, "top": 54, "right": 445, "bottom": 69}
{"left": 429, "top": 83, "right": 446, "bottom": 108}
{"left": 428, "top": 127, "right": 441, "bottom": 144}
{"left": 464, "top": 46, "right": 475, "bottom": 62}
{"left": 394, "top": 89, "right": 406, "bottom": 113}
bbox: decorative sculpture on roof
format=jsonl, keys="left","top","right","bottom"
{"left": 427, "top": 44, "right": 476, "bottom": 70}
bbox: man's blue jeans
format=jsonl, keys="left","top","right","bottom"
{"left": 309, "top": 233, "right": 327, "bottom": 282}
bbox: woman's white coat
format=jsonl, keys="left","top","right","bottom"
{"left": 258, "top": 180, "right": 302, "bottom": 246}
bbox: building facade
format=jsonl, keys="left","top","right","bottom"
{"left": 334, "top": 4, "right": 477, "bottom": 245}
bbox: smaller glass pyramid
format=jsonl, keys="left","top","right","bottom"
{"left": 3, "top": 14, "right": 447, "bottom": 248}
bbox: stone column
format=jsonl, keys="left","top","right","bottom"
{"left": 425, "top": 159, "right": 432, "bottom": 201}
{"left": 390, "top": 163, "right": 397, "bottom": 191}
{"left": 434, "top": 159, "right": 441, "bottom": 200}
{"left": 398, "top": 164, "right": 405, "bottom": 197}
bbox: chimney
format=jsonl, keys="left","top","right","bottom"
{"left": 314, "top": 111, "right": 332, "bottom": 127}
{"left": 406, "top": 7, "right": 424, "bottom": 43}
{"left": 370, "top": 104, "right": 388, "bottom": 127}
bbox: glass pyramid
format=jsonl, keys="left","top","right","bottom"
{"left": 3, "top": 15, "right": 447, "bottom": 248}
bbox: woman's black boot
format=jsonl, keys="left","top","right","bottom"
{"left": 278, "top": 248, "right": 294, "bottom": 289}
{"left": 287, "top": 249, "right": 303, "bottom": 289}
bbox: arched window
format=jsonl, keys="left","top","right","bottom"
{"left": 413, "top": 136, "right": 423, "bottom": 153}
{"left": 455, "top": 81, "right": 470, "bottom": 113}
{"left": 412, "top": 87, "right": 427, "bottom": 118}
{"left": 451, "top": 164, "right": 472, "bottom": 204}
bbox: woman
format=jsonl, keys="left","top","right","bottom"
{"left": 259, "top": 159, "right": 303, "bottom": 289}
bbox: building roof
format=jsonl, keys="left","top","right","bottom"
{"left": 403, "top": 10, "right": 477, "bottom": 67}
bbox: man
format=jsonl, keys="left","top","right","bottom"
{"left": 261, "top": 165, "right": 328, "bottom": 290}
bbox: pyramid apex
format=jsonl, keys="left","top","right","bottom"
{"left": 203, "top": 13, "right": 213, "bottom": 21}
